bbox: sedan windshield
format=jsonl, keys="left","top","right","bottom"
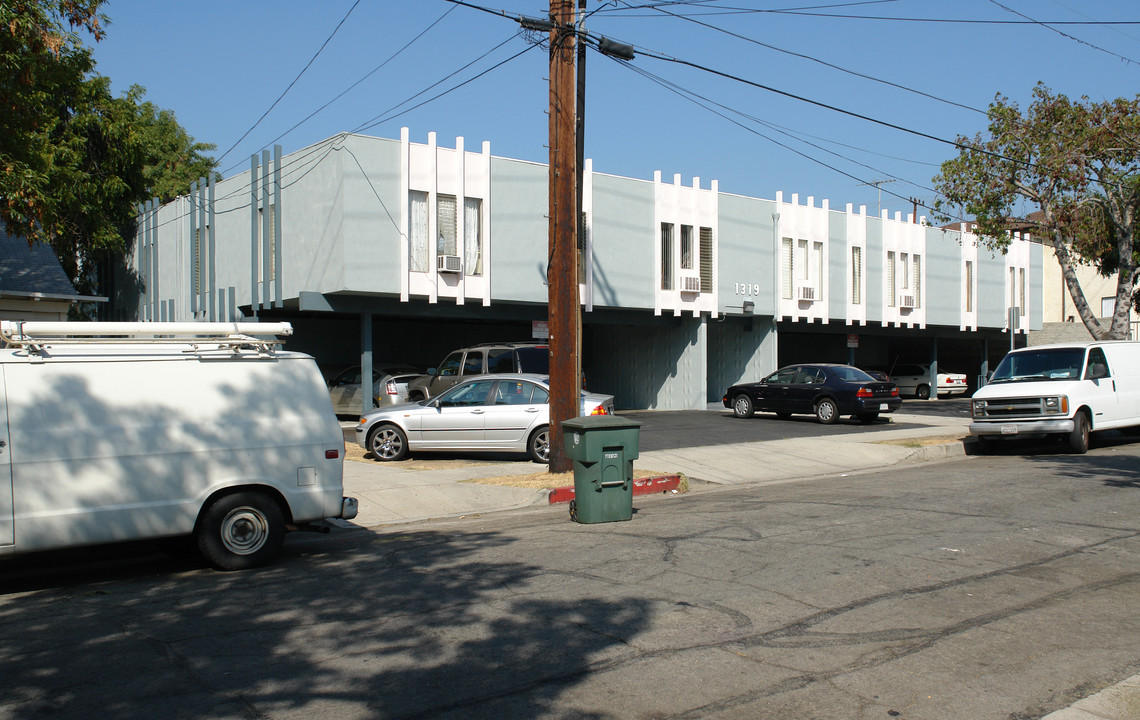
{"left": 989, "top": 348, "right": 1086, "bottom": 383}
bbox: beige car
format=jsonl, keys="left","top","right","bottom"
{"left": 407, "top": 343, "right": 549, "bottom": 400}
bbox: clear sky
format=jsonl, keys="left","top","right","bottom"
{"left": 88, "top": 0, "right": 1140, "bottom": 221}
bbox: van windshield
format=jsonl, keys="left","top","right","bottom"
{"left": 989, "top": 348, "right": 1086, "bottom": 383}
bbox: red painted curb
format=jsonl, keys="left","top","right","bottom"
{"left": 547, "top": 475, "right": 682, "bottom": 504}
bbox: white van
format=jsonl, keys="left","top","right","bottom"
{"left": 0, "top": 321, "right": 357, "bottom": 570}
{"left": 969, "top": 341, "right": 1140, "bottom": 454}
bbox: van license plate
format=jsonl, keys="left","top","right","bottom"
{"left": 879, "top": 403, "right": 889, "bottom": 410}
{"left": 1001, "top": 424, "right": 1018, "bottom": 435}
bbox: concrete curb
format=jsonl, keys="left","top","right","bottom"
{"left": 547, "top": 475, "right": 682, "bottom": 504}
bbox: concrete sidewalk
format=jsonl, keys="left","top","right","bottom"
{"left": 337, "top": 408, "right": 973, "bottom": 529}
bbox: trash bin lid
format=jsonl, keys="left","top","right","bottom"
{"left": 562, "top": 415, "right": 643, "bottom": 431}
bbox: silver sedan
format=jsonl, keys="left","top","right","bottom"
{"left": 355, "top": 373, "right": 615, "bottom": 463}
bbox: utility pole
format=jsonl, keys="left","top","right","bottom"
{"left": 858, "top": 178, "right": 895, "bottom": 216}
{"left": 547, "top": 0, "right": 580, "bottom": 473}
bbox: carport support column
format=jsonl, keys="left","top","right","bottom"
{"left": 361, "top": 311, "right": 374, "bottom": 415}
{"left": 929, "top": 338, "right": 938, "bottom": 401}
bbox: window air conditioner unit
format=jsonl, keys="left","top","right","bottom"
{"left": 898, "top": 293, "right": 915, "bottom": 309}
{"left": 437, "top": 254, "right": 462, "bottom": 273}
{"left": 680, "top": 274, "right": 702, "bottom": 293}
{"left": 797, "top": 285, "right": 816, "bottom": 302}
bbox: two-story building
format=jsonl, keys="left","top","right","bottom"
{"left": 127, "top": 129, "right": 1041, "bottom": 410}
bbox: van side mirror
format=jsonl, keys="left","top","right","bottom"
{"left": 1088, "top": 362, "right": 1108, "bottom": 380}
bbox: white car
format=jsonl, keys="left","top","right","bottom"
{"left": 356, "top": 373, "right": 614, "bottom": 463}
{"left": 889, "top": 363, "right": 968, "bottom": 398}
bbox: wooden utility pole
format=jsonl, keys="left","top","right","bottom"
{"left": 547, "top": 0, "right": 580, "bottom": 473}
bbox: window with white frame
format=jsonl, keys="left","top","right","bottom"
{"left": 661, "top": 223, "right": 674, "bottom": 290}
{"left": 409, "top": 191, "right": 429, "bottom": 272}
{"left": 851, "top": 245, "right": 862, "bottom": 304}
{"left": 1009, "top": 267, "right": 1017, "bottom": 308}
{"left": 798, "top": 239, "right": 809, "bottom": 284}
{"left": 900, "top": 253, "right": 910, "bottom": 290}
{"left": 681, "top": 225, "right": 694, "bottom": 270}
{"left": 700, "top": 227, "right": 714, "bottom": 293}
{"left": 913, "top": 254, "right": 921, "bottom": 308}
{"left": 781, "top": 237, "right": 793, "bottom": 299}
{"left": 464, "top": 197, "right": 482, "bottom": 276}
{"left": 437, "top": 194, "right": 458, "bottom": 259}
{"left": 887, "top": 251, "right": 896, "bottom": 307}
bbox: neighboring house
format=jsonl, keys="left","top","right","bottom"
{"left": 123, "top": 130, "right": 1042, "bottom": 410}
{"left": 0, "top": 232, "right": 104, "bottom": 322}
{"left": 1034, "top": 240, "right": 1135, "bottom": 344}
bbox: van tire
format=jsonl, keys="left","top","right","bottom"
{"left": 197, "top": 492, "right": 285, "bottom": 571}
{"left": 1068, "top": 412, "right": 1090, "bottom": 454}
{"left": 368, "top": 424, "right": 409, "bottom": 461}
{"left": 528, "top": 425, "right": 550, "bottom": 463}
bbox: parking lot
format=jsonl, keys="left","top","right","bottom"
{"left": 625, "top": 397, "right": 972, "bottom": 452}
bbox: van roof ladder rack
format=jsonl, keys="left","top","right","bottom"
{"left": 0, "top": 321, "right": 293, "bottom": 353}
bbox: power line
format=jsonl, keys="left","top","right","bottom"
{"left": 614, "top": 0, "right": 985, "bottom": 115}
{"left": 218, "top": 3, "right": 458, "bottom": 178}
{"left": 215, "top": 0, "right": 362, "bottom": 166}
{"left": 987, "top": 0, "right": 1140, "bottom": 66}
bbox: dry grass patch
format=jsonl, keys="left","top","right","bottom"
{"left": 875, "top": 434, "right": 967, "bottom": 448}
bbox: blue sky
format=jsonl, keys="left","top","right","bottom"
{"left": 89, "top": 0, "right": 1140, "bottom": 220}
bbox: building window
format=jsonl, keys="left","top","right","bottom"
{"left": 900, "top": 253, "right": 910, "bottom": 290}
{"left": 257, "top": 205, "right": 276, "bottom": 282}
{"left": 1102, "top": 296, "right": 1115, "bottom": 318}
{"left": 409, "top": 191, "right": 429, "bottom": 272}
{"left": 798, "top": 239, "right": 809, "bottom": 283}
{"left": 851, "top": 245, "right": 862, "bottom": 305}
{"left": 912, "top": 254, "right": 921, "bottom": 309}
{"left": 781, "top": 237, "right": 793, "bottom": 299}
{"left": 464, "top": 197, "right": 482, "bottom": 276}
{"left": 887, "top": 250, "right": 896, "bottom": 307}
{"left": 193, "top": 227, "right": 202, "bottom": 295}
{"left": 681, "top": 225, "right": 694, "bottom": 270}
{"left": 661, "top": 222, "right": 674, "bottom": 290}
{"left": 699, "top": 227, "right": 714, "bottom": 293}
{"left": 437, "top": 194, "right": 458, "bottom": 258}
{"left": 965, "top": 260, "right": 974, "bottom": 312}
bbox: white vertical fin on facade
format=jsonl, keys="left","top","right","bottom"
{"left": 846, "top": 203, "right": 867, "bottom": 326}
{"left": 1007, "top": 231, "right": 1031, "bottom": 335}
{"left": 881, "top": 209, "right": 926, "bottom": 329}
{"left": 960, "top": 223, "right": 978, "bottom": 331}
{"left": 776, "top": 193, "right": 828, "bottom": 324}
{"left": 653, "top": 171, "right": 718, "bottom": 318}
{"left": 402, "top": 129, "right": 492, "bottom": 307}
{"left": 400, "top": 127, "right": 411, "bottom": 302}
{"left": 582, "top": 157, "right": 594, "bottom": 312}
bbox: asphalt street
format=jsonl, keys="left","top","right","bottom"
{"left": 2, "top": 429, "right": 1137, "bottom": 720}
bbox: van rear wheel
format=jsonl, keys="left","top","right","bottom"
{"left": 197, "top": 491, "right": 285, "bottom": 570}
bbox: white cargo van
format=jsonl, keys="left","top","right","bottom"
{"left": 0, "top": 321, "right": 357, "bottom": 570}
{"left": 970, "top": 341, "right": 1140, "bottom": 454}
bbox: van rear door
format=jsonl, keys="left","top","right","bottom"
{"left": 0, "top": 367, "right": 12, "bottom": 547}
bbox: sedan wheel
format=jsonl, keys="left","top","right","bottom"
{"left": 368, "top": 424, "right": 409, "bottom": 461}
{"left": 529, "top": 425, "right": 550, "bottom": 463}
{"left": 916, "top": 384, "right": 931, "bottom": 400}
{"left": 733, "top": 394, "right": 754, "bottom": 418}
{"left": 815, "top": 397, "right": 839, "bottom": 425}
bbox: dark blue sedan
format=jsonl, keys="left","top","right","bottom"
{"left": 723, "top": 363, "right": 901, "bottom": 424}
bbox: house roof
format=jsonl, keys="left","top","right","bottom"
{"left": 0, "top": 231, "right": 86, "bottom": 300}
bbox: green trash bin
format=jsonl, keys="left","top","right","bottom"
{"left": 561, "top": 415, "right": 642, "bottom": 523}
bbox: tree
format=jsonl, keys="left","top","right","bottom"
{"left": 933, "top": 83, "right": 1140, "bottom": 340}
{"left": 1, "top": 1, "right": 216, "bottom": 303}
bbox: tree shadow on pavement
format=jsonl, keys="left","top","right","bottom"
{"left": 0, "top": 527, "right": 650, "bottom": 720}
